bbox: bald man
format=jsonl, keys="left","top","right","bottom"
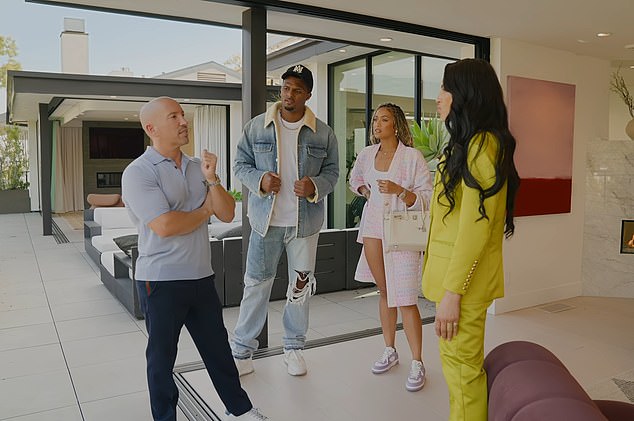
{"left": 122, "top": 97, "right": 268, "bottom": 420}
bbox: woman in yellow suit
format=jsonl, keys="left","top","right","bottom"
{"left": 422, "top": 58, "right": 520, "bottom": 421}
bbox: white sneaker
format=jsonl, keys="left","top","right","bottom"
{"left": 283, "top": 349, "right": 307, "bottom": 376}
{"left": 226, "top": 407, "right": 269, "bottom": 420}
{"left": 372, "top": 346, "right": 399, "bottom": 374}
{"left": 406, "top": 360, "right": 426, "bottom": 392}
{"left": 234, "top": 357, "right": 254, "bottom": 377}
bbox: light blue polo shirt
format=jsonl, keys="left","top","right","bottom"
{"left": 122, "top": 146, "right": 212, "bottom": 281}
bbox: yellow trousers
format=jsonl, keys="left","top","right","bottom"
{"left": 437, "top": 301, "right": 491, "bottom": 421}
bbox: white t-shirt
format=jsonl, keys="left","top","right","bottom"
{"left": 270, "top": 112, "right": 304, "bottom": 226}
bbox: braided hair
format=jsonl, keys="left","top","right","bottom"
{"left": 370, "top": 103, "right": 413, "bottom": 147}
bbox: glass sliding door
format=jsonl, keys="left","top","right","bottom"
{"left": 331, "top": 59, "right": 367, "bottom": 229}
{"left": 372, "top": 52, "right": 415, "bottom": 121}
{"left": 420, "top": 56, "right": 455, "bottom": 120}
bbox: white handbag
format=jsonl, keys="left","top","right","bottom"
{"left": 383, "top": 199, "right": 429, "bottom": 252}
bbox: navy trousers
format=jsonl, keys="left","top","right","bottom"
{"left": 137, "top": 276, "right": 252, "bottom": 421}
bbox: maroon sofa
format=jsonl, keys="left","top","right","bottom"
{"left": 484, "top": 341, "right": 634, "bottom": 421}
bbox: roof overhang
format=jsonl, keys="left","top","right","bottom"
{"left": 7, "top": 70, "right": 278, "bottom": 125}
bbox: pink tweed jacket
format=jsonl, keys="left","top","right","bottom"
{"left": 349, "top": 142, "right": 433, "bottom": 307}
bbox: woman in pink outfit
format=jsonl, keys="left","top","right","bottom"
{"left": 349, "top": 103, "right": 433, "bottom": 392}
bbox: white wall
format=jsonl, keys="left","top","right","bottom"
{"left": 608, "top": 65, "right": 634, "bottom": 140}
{"left": 313, "top": 61, "right": 330, "bottom": 121}
{"left": 61, "top": 32, "right": 89, "bottom": 74}
{"left": 27, "top": 121, "right": 40, "bottom": 211}
{"left": 228, "top": 101, "right": 243, "bottom": 191}
{"left": 490, "top": 37, "right": 610, "bottom": 314}
{"left": 161, "top": 70, "right": 242, "bottom": 84}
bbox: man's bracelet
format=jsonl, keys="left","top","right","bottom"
{"left": 203, "top": 175, "right": 222, "bottom": 188}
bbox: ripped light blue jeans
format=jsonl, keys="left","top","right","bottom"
{"left": 231, "top": 226, "right": 319, "bottom": 358}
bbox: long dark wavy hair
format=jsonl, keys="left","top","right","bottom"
{"left": 437, "top": 58, "right": 520, "bottom": 237}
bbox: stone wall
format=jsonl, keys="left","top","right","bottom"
{"left": 583, "top": 138, "right": 634, "bottom": 297}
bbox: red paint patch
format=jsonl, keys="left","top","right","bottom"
{"left": 514, "top": 178, "right": 572, "bottom": 217}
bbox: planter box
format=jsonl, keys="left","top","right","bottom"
{"left": 0, "top": 189, "right": 30, "bottom": 214}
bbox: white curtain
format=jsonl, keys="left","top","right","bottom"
{"left": 53, "top": 126, "right": 83, "bottom": 212}
{"left": 194, "top": 105, "right": 227, "bottom": 185}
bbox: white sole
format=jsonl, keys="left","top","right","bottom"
{"left": 284, "top": 357, "right": 307, "bottom": 376}
{"left": 371, "top": 359, "right": 399, "bottom": 374}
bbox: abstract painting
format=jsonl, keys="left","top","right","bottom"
{"left": 507, "top": 76, "right": 575, "bottom": 217}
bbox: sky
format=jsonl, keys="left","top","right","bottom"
{"left": 1, "top": 0, "right": 244, "bottom": 113}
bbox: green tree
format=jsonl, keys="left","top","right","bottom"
{"left": 1, "top": 36, "right": 27, "bottom": 190}
{"left": 223, "top": 54, "right": 242, "bottom": 72}
{"left": 1, "top": 35, "right": 22, "bottom": 87}
{"left": 0, "top": 125, "right": 29, "bottom": 190}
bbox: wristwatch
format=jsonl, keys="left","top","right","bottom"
{"left": 203, "top": 175, "right": 221, "bottom": 188}
{"left": 398, "top": 188, "right": 407, "bottom": 200}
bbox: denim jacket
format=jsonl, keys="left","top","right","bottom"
{"left": 234, "top": 102, "right": 339, "bottom": 238}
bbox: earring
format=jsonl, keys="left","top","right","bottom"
{"left": 395, "top": 130, "right": 398, "bottom": 136}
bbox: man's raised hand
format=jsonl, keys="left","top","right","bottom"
{"left": 201, "top": 149, "right": 218, "bottom": 181}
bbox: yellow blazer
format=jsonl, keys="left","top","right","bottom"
{"left": 422, "top": 133, "right": 507, "bottom": 304}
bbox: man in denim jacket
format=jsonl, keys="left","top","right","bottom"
{"left": 231, "top": 65, "right": 339, "bottom": 377}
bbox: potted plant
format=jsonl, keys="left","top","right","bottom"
{"left": 610, "top": 66, "right": 634, "bottom": 140}
{"left": 411, "top": 116, "right": 449, "bottom": 172}
{"left": 228, "top": 189, "right": 242, "bottom": 202}
{"left": 0, "top": 124, "right": 30, "bottom": 214}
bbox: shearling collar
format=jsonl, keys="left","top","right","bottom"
{"left": 264, "top": 101, "right": 317, "bottom": 133}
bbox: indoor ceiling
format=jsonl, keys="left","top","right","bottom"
{"left": 30, "top": 0, "right": 634, "bottom": 65}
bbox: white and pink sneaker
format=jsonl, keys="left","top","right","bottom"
{"left": 372, "top": 346, "right": 399, "bottom": 374}
{"left": 406, "top": 360, "right": 426, "bottom": 392}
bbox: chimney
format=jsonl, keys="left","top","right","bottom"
{"left": 60, "top": 18, "right": 89, "bottom": 74}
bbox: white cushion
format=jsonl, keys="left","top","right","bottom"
{"left": 100, "top": 251, "right": 133, "bottom": 278}
{"left": 91, "top": 228, "right": 137, "bottom": 253}
{"left": 208, "top": 221, "right": 241, "bottom": 239}
{"left": 92, "top": 236, "right": 120, "bottom": 254}
{"left": 234, "top": 202, "right": 243, "bottom": 223}
{"left": 100, "top": 251, "right": 117, "bottom": 277}
{"left": 94, "top": 207, "right": 135, "bottom": 230}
